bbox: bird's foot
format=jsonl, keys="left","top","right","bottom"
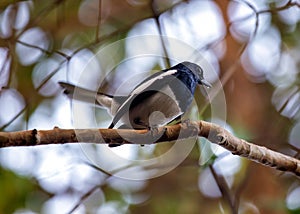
{"left": 181, "top": 119, "right": 191, "bottom": 127}
{"left": 148, "top": 125, "right": 159, "bottom": 135}
{"left": 148, "top": 125, "right": 166, "bottom": 141}
{"left": 108, "top": 143, "right": 122, "bottom": 147}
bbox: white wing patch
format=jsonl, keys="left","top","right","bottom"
{"left": 131, "top": 69, "right": 178, "bottom": 94}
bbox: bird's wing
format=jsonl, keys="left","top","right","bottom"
{"left": 108, "top": 69, "right": 179, "bottom": 128}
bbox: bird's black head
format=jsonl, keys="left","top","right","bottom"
{"left": 180, "top": 61, "right": 211, "bottom": 88}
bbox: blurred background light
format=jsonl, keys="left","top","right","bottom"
{"left": 16, "top": 27, "right": 50, "bottom": 66}
{"left": 0, "top": 48, "right": 11, "bottom": 88}
{"left": 0, "top": 1, "right": 31, "bottom": 38}
{"left": 0, "top": 89, "right": 25, "bottom": 130}
{"left": 198, "top": 167, "right": 222, "bottom": 198}
{"left": 228, "top": 0, "right": 270, "bottom": 41}
{"left": 289, "top": 122, "right": 300, "bottom": 149}
{"left": 286, "top": 186, "right": 300, "bottom": 210}
{"left": 242, "top": 27, "right": 281, "bottom": 80}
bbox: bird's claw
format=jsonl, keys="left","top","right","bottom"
{"left": 108, "top": 142, "right": 123, "bottom": 147}
{"left": 148, "top": 125, "right": 159, "bottom": 138}
{"left": 147, "top": 125, "right": 166, "bottom": 143}
{"left": 181, "top": 119, "right": 191, "bottom": 127}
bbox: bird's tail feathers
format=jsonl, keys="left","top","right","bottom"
{"left": 58, "top": 82, "right": 112, "bottom": 108}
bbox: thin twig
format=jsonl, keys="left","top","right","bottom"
{"left": 210, "top": 165, "right": 238, "bottom": 214}
{"left": 0, "top": 106, "right": 26, "bottom": 131}
{"left": 15, "top": 0, "right": 67, "bottom": 39}
{"left": 0, "top": 48, "right": 10, "bottom": 88}
{"left": 151, "top": 0, "right": 170, "bottom": 68}
{"left": 16, "top": 40, "right": 70, "bottom": 60}
{"left": 67, "top": 185, "right": 101, "bottom": 214}
{"left": 35, "top": 60, "right": 68, "bottom": 92}
{"left": 95, "top": 0, "right": 102, "bottom": 43}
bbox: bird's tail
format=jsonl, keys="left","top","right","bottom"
{"left": 58, "top": 82, "right": 113, "bottom": 108}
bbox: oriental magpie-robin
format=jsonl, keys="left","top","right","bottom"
{"left": 59, "top": 61, "right": 211, "bottom": 131}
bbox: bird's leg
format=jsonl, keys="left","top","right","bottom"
{"left": 181, "top": 118, "right": 199, "bottom": 135}
{"left": 146, "top": 125, "right": 159, "bottom": 146}
{"left": 147, "top": 124, "right": 167, "bottom": 145}
{"left": 181, "top": 118, "right": 191, "bottom": 127}
{"left": 108, "top": 142, "right": 122, "bottom": 147}
{"left": 148, "top": 124, "right": 159, "bottom": 136}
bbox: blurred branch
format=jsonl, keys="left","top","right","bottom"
{"left": 67, "top": 185, "right": 101, "bottom": 214}
{"left": 0, "top": 121, "right": 299, "bottom": 176}
{"left": 16, "top": 34, "right": 67, "bottom": 59}
{"left": 15, "top": 0, "right": 66, "bottom": 39}
{"left": 210, "top": 165, "right": 238, "bottom": 214}
{"left": 0, "top": 48, "right": 10, "bottom": 88}
{"left": 16, "top": 40, "right": 71, "bottom": 60}
{"left": 0, "top": 106, "right": 26, "bottom": 131}
{"left": 259, "top": 0, "right": 300, "bottom": 13}
{"left": 95, "top": 0, "right": 102, "bottom": 43}
{"left": 151, "top": 0, "right": 170, "bottom": 68}
{"left": 35, "top": 60, "right": 68, "bottom": 92}
{"left": 229, "top": 0, "right": 300, "bottom": 36}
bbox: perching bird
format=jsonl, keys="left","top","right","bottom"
{"left": 59, "top": 61, "right": 211, "bottom": 131}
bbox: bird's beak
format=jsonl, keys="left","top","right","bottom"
{"left": 200, "top": 79, "right": 212, "bottom": 88}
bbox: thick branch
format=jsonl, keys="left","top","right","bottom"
{"left": 0, "top": 121, "right": 299, "bottom": 176}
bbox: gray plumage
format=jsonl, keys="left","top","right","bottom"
{"left": 59, "top": 61, "right": 211, "bottom": 130}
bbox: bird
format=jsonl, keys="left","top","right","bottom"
{"left": 59, "top": 61, "right": 211, "bottom": 139}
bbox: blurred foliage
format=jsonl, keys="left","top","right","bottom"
{"left": 0, "top": 166, "right": 50, "bottom": 213}
{"left": 0, "top": 0, "right": 300, "bottom": 213}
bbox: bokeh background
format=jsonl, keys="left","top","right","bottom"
{"left": 0, "top": 0, "right": 300, "bottom": 213}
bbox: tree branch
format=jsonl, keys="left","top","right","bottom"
{"left": 0, "top": 121, "right": 299, "bottom": 176}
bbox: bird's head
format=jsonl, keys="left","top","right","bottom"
{"left": 180, "top": 61, "right": 212, "bottom": 88}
